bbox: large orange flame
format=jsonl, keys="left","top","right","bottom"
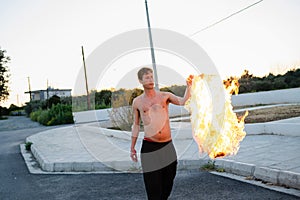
{"left": 185, "top": 74, "right": 248, "bottom": 159}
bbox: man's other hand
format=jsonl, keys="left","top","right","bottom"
{"left": 130, "top": 149, "right": 138, "bottom": 162}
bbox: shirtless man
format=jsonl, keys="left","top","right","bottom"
{"left": 130, "top": 67, "right": 193, "bottom": 200}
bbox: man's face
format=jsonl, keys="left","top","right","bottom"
{"left": 140, "top": 72, "right": 154, "bottom": 89}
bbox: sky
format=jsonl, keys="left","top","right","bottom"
{"left": 1, "top": 0, "right": 300, "bottom": 107}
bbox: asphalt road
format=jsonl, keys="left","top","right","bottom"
{"left": 0, "top": 116, "right": 298, "bottom": 200}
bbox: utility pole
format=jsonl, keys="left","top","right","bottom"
{"left": 145, "top": 0, "right": 159, "bottom": 91}
{"left": 27, "top": 77, "right": 32, "bottom": 101}
{"left": 17, "top": 94, "right": 19, "bottom": 106}
{"left": 46, "top": 79, "right": 49, "bottom": 100}
{"left": 81, "top": 46, "right": 91, "bottom": 110}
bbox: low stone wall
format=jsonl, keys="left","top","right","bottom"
{"left": 232, "top": 88, "right": 300, "bottom": 107}
{"left": 73, "top": 88, "right": 300, "bottom": 124}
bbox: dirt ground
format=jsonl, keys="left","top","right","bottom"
{"left": 236, "top": 104, "right": 300, "bottom": 123}
{"left": 177, "top": 104, "right": 300, "bottom": 123}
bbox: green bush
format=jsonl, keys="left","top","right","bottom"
{"left": 274, "top": 78, "right": 288, "bottom": 89}
{"left": 25, "top": 100, "right": 47, "bottom": 116}
{"left": 0, "top": 106, "right": 9, "bottom": 116}
{"left": 29, "top": 104, "right": 74, "bottom": 126}
{"left": 47, "top": 104, "right": 74, "bottom": 125}
{"left": 38, "top": 110, "right": 51, "bottom": 125}
{"left": 30, "top": 109, "right": 42, "bottom": 121}
{"left": 254, "top": 80, "right": 273, "bottom": 92}
{"left": 95, "top": 102, "right": 110, "bottom": 110}
{"left": 47, "top": 95, "right": 61, "bottom": 108}
{"left": 237, "top": 68, "right": 300, "bottom": 93}
{"left": 25, "top": 142, "right": 33, "bottom": 151}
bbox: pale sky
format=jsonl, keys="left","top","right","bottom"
{"left": 1, "top": 0, "right": 300, "bottom": 107}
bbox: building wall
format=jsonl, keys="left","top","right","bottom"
{"left": 31, "top": 92, "right": 41, "bottom": 101}
{"left": 29, "top": 90, "right": 71, "bottom": 101}
{"left": 46, "top": 90, "right": 71, "bottom": 100}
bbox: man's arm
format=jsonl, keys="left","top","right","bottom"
{"left": 130, "top": 99, "right": 140, "bottom": 162}
{"left": 167, "top": 76, "right": 193, "bottom": 105}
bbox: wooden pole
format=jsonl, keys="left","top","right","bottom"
{"left": 81, "top": 46, "right": 91, "bottom": 110}
{"left": 46, "top": 79, "right": 49, "bottom": 100}
{"left": 27, "top": 77, "right": 32, "bottom": 101}
{"left": 17, "top": 94, "right": 19, "bottom": 106}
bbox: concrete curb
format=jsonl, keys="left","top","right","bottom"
{"left": 21, "top": 142, "right": 300, "bottom": 190}
{"left": 215, "top": 159, "right": 255, "bottom": 177}
{"left": 23, "top": 142, "right": 205, "bottom": 173}
{"left": 27, "top": 144, "right": 118, "bottom": 172}
{"left": 20, "top": 144, "right": 131, "bottom": 174}
{"left": 245, "top": 122, "right": 300, "bottom": 136}
{"left": 22, "top": 143, "right": 300, "bottom": 190}
{"left": 215, "top": 159, "right": 300, "bottom": 190}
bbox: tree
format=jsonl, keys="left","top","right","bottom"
{"left": 47, "top": 95, "right": 61, "bottom": 108}
{"left": 0, "top": 48, "right": 10, "bottom": 103}
{"left": 95, "top": 89, "right": 112, "bottom": 106}
{"left": 240, "top": 69, "right": 253, "bottom": 79}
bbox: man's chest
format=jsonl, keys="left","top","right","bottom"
{"left": 139, "top": 97, "right": 168, "bottom": 114}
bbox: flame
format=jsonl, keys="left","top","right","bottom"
{"left": 185, "top": 74, "right": 248, "bottom": 159}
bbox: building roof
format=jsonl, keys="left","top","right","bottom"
{"left": 25, "top": 88, "right": 72, "bottom": 94}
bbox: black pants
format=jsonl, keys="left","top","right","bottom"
{"left": 141, "top": 140, "right": 177, "bottom": 200}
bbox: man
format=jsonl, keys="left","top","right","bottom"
{"left": 130, "top": 67, "right": 193, "bottom": 200}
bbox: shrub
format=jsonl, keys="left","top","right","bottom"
{"left": 47, "top": 95, "right": 61, "bottom": 108}
{"left": 274, "top": 78, "right": 288, "bottom": 89}
{"left": 25, "top": 142, "right": 33, "bottom": 151}
{"left": 47, "top": 104, "right": 74, "bottom": 125}
{"left": 72, "top": 95, "right": 95, "bottom": 112}
{"left": 25, "top": 100, "right": 47, "bottom": 116}
{"left": 108, "top": 106, "right": 133, "bottom": 131}
{"left": 95, "top": 90, "right": 112, "bottom": 107}
{"left": 29, "top": 104, "right": 74, "bottom": 126}
{"left": 30, "top": 109, "right": 42, "bottom": 122}
{"left": 37, "top": 110, "right": 51, "bottom": 125}
{"left": 254, "top": 80, "right": 273, "bottom": 92}
{"left": 0, "top": 106, "right": 9, "bottom": 116}
{"left": 201, "top": 160, "right": 225, "bottom": 172}
{"left": 108, "top": 88, "right": 144, "bottom": 131}
{"left": 289, "top": 77, "right": 300, "bottom": 88}
{"left": 95, "top": 102, "right": 110, "bottom": 110}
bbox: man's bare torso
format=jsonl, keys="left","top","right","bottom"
{"left": 135, "top": 92, "right": 171, "bottom": 142}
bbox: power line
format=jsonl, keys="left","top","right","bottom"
{"left": 190, "top": 0, "right": 264, "bottom": 37}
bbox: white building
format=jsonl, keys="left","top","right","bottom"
{"left": 25, "top": 87, "right": 72, "bottom": 101}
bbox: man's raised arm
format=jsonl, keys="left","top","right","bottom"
{"left": 168, "top": 75, "right": 193, "bottom": 105}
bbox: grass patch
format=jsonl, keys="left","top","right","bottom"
{"left": 106, "top": 127, "right": 122, "bottom": 131}
{"left": 25, "top": 142, "right": 33, "bottom": 151}
{"left": 233, "top": 104, "right": 271, "bottom": 110}
{"left": 201, "top": 160, "right": 225, "bottom": 172}
{"left": 175, "top": 104, "right": 300, "bottom": 123}
{"left": 236, "top": 104, "right": 300, "bottom": 123}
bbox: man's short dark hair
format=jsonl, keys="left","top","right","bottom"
{"left": 137, "top": 67, "right": 153, "bottom": 80}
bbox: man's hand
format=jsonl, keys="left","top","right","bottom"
{"left": 130, "top": 149, "right": 138, "bottom": 162}
{"left": 186, "top": 75, "right": 194, "bottom": 87}
{"left": 186, "top": 74, "right": 204, "bottom": 87}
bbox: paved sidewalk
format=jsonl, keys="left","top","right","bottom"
{"left": 23, "top": 117, "right": 300, "bottom": 191}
